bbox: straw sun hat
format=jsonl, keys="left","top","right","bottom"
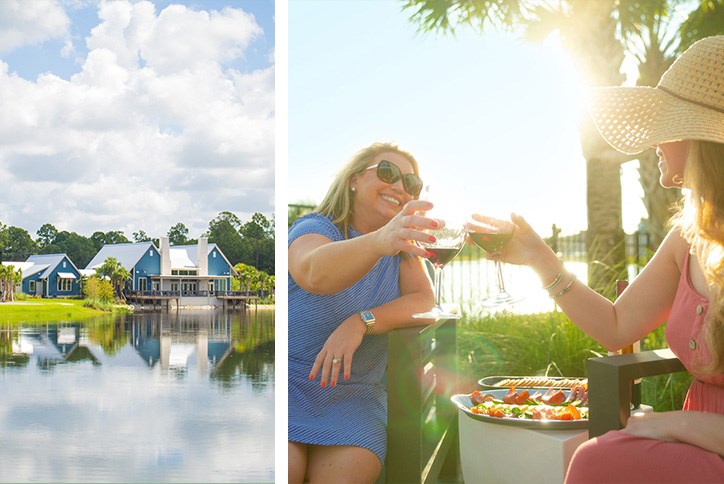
{"left": 588, "top": 35, "right": 724, "bottom": 155}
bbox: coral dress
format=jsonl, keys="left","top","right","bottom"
{"left": 566, "top": 253, "right": 724, "bottom": 483}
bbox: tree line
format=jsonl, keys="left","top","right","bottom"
{"left": 0, "top": 211, "right": 275, "bottom": 276}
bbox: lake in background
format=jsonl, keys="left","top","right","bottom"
{"left": 0, "top": 308, "right": 275, "bottom": 483}
{"left": 443, "top": 259, "right": 639, "bottom": 316}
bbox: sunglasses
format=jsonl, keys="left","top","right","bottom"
{"left": 365, "top": 160, "right": 423, "bottom": 197}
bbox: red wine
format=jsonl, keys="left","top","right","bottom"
{"left": 427, "top": 246, "right": 462, "bottom": 267}
{"left": 469, "top": 232, "right": 512, "bottom": 252}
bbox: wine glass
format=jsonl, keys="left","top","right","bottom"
{"left": 413, "top": 191, "right": 466, "bottom": 320}
{"left": 467, "top": 214, "right": 520, "bottom": 308}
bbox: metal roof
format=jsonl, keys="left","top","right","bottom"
{"left": 85, "top": 242, "right": 156, "bottom": 271}
{"left": 25, "top": 254, "right": 79, "bottom": 279}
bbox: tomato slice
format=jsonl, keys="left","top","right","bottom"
{"left": 514, "top": 389, "right": 530, "bottom": 405}
{"left": 503, "top": 387, "right": 518, "bottom": 404}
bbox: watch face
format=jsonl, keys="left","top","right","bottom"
{"left": 361, "top": 310, "right": 374, "bottom": 322}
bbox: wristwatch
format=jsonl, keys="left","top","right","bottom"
{"left": 359, "top": 310, "right": 376, "bottom": 336}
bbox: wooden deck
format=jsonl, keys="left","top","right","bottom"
{"left": 124, "top": 290, "right": 259, "bottom": 310}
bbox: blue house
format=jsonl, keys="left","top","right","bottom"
{"left": 84, "top": 238, "right": 237, "bottom": 307}
{"left": 85, "top": 242, "right": 161, "bottom": 292}
{"left": 158, "top": 237, "right": 236, "bottom": 294}
{"left": 22, "top": 254, "right": 82, "bottom": 298}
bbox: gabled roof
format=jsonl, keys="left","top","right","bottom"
{"left": 85, "top": 242, "right": 157, "bottom": 271}
{"left": 170, "top": 243, "right": 236, "bottom": 275}
{"left": 25, "top": 254, "right": 79, "bottom": 279}
{"left": 22, "top": 264, "right": 50, "bottom": 278}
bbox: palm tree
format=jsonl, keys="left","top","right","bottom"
{"left": 0, "top": 264, "right": 21, "bottom": 302}
{"left": 95, "top": 257, "right": 130, "bottom": 302}
{"left": 403, "top": 0, "right": 721, "bottom": 295}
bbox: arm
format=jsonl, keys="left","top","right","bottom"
{"left": 309, "top": 253, "right": 435, "bottom": 386}
{"left": 482, "top": 213, "right": 685, "bottom": 351}
{"left": 288, "top": 200, "right": 435, "bottom": 295}
{"left": 623, "top": 410, "right": 724, "bottom": 457}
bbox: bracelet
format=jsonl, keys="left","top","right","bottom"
{"left": 542, "top": 271, "right": 564, "bottom": 292}
{"left": 551, "top": 273, "right": 577, "bottom": 300}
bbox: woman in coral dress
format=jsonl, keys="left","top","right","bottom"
{"left": 471, "top": 36, "right": 724, "bottom": 483}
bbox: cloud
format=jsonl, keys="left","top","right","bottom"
{"left": 0, "top": 0, "right": 70, "bottom": 53}
{"left": 0, "top": 0, "right": 274, "bottom": 239}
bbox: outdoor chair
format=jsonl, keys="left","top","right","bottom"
{"left": 380, "top": 317, "right": 460, "bottom": 483}
{"left": 586, "top": 280, "right": 688, "bottom": 437}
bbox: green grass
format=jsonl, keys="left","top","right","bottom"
{"left": 0, "top": 298, "right": 114, "bottom": 324}
{"left": 459, "top": 311, "right": 691, "bottom": 412}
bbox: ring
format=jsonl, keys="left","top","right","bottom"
{"left": 332, "top": 358, "right": 340, "bottom": 364}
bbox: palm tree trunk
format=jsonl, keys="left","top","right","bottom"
{"left": 563, "top": 1, "right": 628, "bottom": 297}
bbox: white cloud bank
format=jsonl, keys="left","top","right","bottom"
{"left": 0, "top": 0, "right": 274, "bottom": 239}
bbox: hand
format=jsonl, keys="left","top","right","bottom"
{"left": 373, "top": 199, "right": 439, "bottom": 258}
{"left": 621, "top": 410, "right": 679, "bottom": 442}
{"left": 308, "top": 314, "right": 365, "bottom": 388}
{"left": 468, "top": 213, "right": 548, "bottom": 266}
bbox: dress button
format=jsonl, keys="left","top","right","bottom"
{"left": 689, "top": 339, "right": 697, "bottom": 350}
{"left": 696, "top": 305, "right": 704, "bottom": 315}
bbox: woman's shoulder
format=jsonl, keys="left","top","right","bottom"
{"left": 288, "top": 213, "right": 342, "bottom": 243}
{"left": 658, "top": 227, "right": 690, "bottom": 270}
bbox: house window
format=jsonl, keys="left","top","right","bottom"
{"left": 138, "top": 278, "right": 148, "bottom": 291}
{"left": 171, "top": 269, "right": 198, "bottom": 276}
{"left": 63, "top": 261, "right": 67, "bottom": 268}
{"left": 149, "top": 250, "right": 154, "bottom": 256}
{"left": 213, "top": 251, "right": 217, "bottom": 258}
{"left": 171, "top": 282, "right": 179, "bottom": 291}
{"left": 57, "top": 278, "right": 72, "bottom": 292}
{"left": 29, "top": 280, "right": 36, "bottom": 293}
{"left": 218, "top": 279, "right": 227, "bottom": 291}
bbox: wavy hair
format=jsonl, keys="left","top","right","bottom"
{"left": 674, "top": 140, "right": 724, "bottom": 373}
{"left": 315, "top": 142, "right": 420, "bottom": 238}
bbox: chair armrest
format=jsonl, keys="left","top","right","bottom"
{"left": 587, "top": 348, "right": 686, "bottom": 438}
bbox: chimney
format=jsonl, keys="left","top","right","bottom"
{"left": 197, "top": 237, "right": 208, "bottom": 276}
{"left": 160, "top": 236, "right": 171, "bottom": 276}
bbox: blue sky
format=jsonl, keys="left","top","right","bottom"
{"left": 0, "top": 0, "right": 275, "bottom": 239}
{"left": 287, "top": 0, "right": 646, "bottom": 236}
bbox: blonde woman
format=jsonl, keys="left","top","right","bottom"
{"left": 471, "top": 36, "right": 724, "bottom": 482}
{"left": 288, "top": 142, "right": 435, "bottom": 483}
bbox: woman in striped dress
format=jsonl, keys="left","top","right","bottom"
{"left": 288, "top": 142, "right": 435, "bottom": 483}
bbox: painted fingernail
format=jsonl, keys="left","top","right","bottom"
{"left": 429, "top": 235, "right": 436, "bottom": 243}
{"left": 344, "top": 375, "right": 349, "bottom": 380}
{"left": 320, "top": 381, "right": 326, "bottom": 388}
{"left": 426, "top": 251, "right": 434, "bottom": 258}
{"left": 330, "top": 381, "right": 336, "bottom": 387}
{"left": 431, "top": 220, "right": 439, "bottom": 228}
{"left": 309, "top": 374, "right": 314, "bottom": 381}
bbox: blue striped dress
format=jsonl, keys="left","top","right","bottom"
{"left": 288, "top": 213, "right": 401, "bottom": 464}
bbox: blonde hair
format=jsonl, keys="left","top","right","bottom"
{"left": 315, "top": 142, "right": 420, "bottom": 238}
{"left": 674, "top": 140, "right": 724, "bottom": 373}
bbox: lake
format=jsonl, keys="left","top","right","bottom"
{"left": 442, "top": 259, "right": 638, "bottom": 315}
{"left": 0, "top": 308, "right": 275, "bottom": 483}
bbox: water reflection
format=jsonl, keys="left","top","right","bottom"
{"left": 0, "top": 309, "right": 275, "bottom": 483}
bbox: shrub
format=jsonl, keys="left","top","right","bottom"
{"left": 83, "top": 276, "right": 115, "bottom": 303}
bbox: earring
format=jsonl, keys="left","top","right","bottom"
{"left": 351, "top": 186, "right": 356, "bottom": 192}
{"left": 672, "top": 174, "right": 684, "bottom": 186}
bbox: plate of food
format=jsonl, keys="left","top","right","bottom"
{"left": 451, "top": 386, "right": 589, "bottom": 429}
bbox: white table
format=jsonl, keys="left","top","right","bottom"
{"left": 458, "top": 410, "right": 589, "bottom": 484}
